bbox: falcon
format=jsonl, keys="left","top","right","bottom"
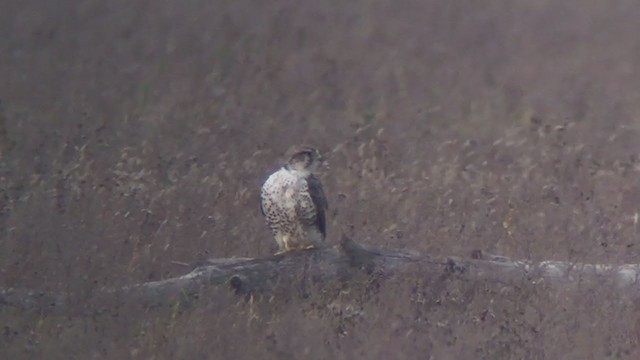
{"left": 260, "top": 146, "right": 328, "bottom": 254}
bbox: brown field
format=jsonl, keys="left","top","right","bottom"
{"left": 2, "top": 0, "right": 640, "bottom": 358}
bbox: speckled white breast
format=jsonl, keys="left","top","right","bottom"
{"left": 262, "top": 168, "right": 298, "bottom": 207}
{"left": 261, "top": 168, "right": 301, "bottom": 227}
{"left": 261, "top": 167, "right": 316, "bottom": 251}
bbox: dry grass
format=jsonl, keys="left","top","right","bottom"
{"left": 2, "top": 0, "right": 640, "bottom": 358}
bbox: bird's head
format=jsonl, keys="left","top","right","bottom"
{"left": 285, "top": 146, "right": 323, "bottom": 175}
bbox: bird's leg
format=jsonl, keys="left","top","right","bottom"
{"left": 274, "top": 236, "right": 293, "bottom": 255}
{"left": 274, "top": 242, "right": 291, "bottom": 255}
{"left": 273, "top": 233, "right": 290, "bottom": 255}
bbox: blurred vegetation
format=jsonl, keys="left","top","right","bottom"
{"left": 1, "top": 0, "right": 640, "bottom": 358}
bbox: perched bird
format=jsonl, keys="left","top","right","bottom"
{"left": 260, "top": 146, "right": 328, "bottom": 254}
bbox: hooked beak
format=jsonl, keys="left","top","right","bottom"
{"left": 321, "top": 157, "right": 329, "bottom": 171}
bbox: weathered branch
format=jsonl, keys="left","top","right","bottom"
{"left": 2, "top": 238, "right": 639, "bottom": 316}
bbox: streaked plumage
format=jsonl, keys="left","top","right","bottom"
{"left": 260, "top": 147, "right": 328, "bottom": 254}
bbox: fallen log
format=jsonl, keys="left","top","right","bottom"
{"left": 1, "top": 237, "right": 639, "bottom": 316}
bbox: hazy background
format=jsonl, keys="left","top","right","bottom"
{"left": 2, "top": 0, "right": 640, "bottom": 358}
